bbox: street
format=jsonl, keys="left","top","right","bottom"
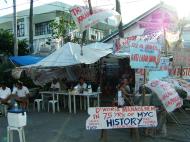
{"left": 0, "top": 110, "right": 190, "bottom": 142}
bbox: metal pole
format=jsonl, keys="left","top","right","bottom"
{"left": 13, "top": 0, "right": 18, "bottom": 56}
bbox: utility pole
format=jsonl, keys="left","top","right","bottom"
{"left": 81, "top": 0, "right": 93, "bottom": 55}
{"left": 116, "top": 0, "right": 124, "bottom": 38}
{"left": 29, "top": 0, "right": 34, "bottom": 53}
{"left": 13, "top": 0, "right": 18, "bottom": 56}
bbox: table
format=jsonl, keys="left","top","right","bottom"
{"left": 39, "top": 91, "right": 57, "bottom": 111}
{"left": 56, "top": 91, "right": 101, "bottom": 114}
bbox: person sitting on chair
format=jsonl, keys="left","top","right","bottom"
{"left": 50, "top": 78, "right": 61, "bottom": 91}
{"left": 76, "top": 77, "right": 87, "bottom": 93}
{"left": 12, "top": 81, "right": 30, "bottom": 109}
{"left": 0, "top": 81, "right": 11, "bottom": 106}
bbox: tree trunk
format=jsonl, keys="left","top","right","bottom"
{"left": 13, "top": 0, "right": 18, "bottom": 56}
{"left": 29, "top": 0, "right": 34, "bottom": 53}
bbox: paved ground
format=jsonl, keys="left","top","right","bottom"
{"left": 1, "top": 108, "right": 190, "bottom": 142}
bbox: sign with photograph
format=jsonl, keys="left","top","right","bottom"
{"left": 86, "top": 106, "right": 157, "bottom": 130}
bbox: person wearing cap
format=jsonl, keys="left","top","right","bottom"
{"left": 12, "top": 81, "right": 30, "bottom": 109}
{"left": 0, "top": 81, "right": 11, "bottom": 105}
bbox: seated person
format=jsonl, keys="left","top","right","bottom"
{"left": 12, "top": 81, "right": 30, "bottom": 109}
{"left": 76, "top": 77, "right": 87, "bottom": 93}
{"left": 50, "top": 79, "right": 61, "bottom": 91}
{"left": 0, "top": 81, "right": 11, "bottom": 105}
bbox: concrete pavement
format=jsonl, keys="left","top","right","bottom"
{"left": 0, "top": 110, "right": 190, "bottom": 142}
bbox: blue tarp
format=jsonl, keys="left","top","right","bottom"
{"left": 9, "top": 55, "right": 44, "bottom": 66}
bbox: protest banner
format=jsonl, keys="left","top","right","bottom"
{"left": 86, "top": 106, "right": 157, "bottom": 130}
{"left": 145, "top": 80, "right": 183, "bottom": 112}
{"left": 70, "top": 5, "right": 121, "bottom": 32}
{"left": 113, "top": 32, "right": 161, "bottom": 53}
{"left": 171, "top": 66, "right": 190, "bottom": 79}
{"left": 130, "top": 40, "right": 161, "bottom": 69}
{"left": 158, "top": 57, "right": 170, "bottom": 71}
{"left": 173, "top": 48, "right": 190, "bottom": 67}
{"left": 135, "top": 69, "right": 145, "bottom": 94}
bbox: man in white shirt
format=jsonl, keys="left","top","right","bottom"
{"left": 0, "top": 82, "right": 11, "bottom": 105}
{"left": 12, "top": 81, "right": 30, "bottom": 109}
{"left": 76, "top": 77, "right": 87, "bottom": 93}
{"left": 50, "top": 79, "right": 61, "bottom": 91}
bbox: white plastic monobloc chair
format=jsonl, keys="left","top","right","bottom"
{"left": 7, "top": 126, "right": 26, "bottom": 142}
{"left": 33, "top": 99, "right": 43, "bottom": 112}
{"left": 48, "top": 93, "right": 60, "bottom": 113}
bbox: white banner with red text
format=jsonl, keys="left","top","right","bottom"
{"left": 130, "top": 40, "right": 161, "bottom": 69}
{"left": 145, "top": 80, "right": 183, "bottom": 112}
{"left": 70, "top": 5, "right": 121, "bottom": 32}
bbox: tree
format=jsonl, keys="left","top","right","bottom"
{"left": 0, "top": 29, "right": 29, "bottom": 56}
{"left": 50, "top": 14, "right": 81, "bottom": 44}
{"left": 0, "top": 29, "right": 14, "bottom": 55}
{"left": 29, "top": 0, "right": 33, "bottom": 53}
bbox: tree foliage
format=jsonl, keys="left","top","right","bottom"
{"left": 0, "top": 29, "right": 14, "bottom": 55}
{"left": 0, "top": 29, "right": 29, "bottom": 56}
{"left": 50, "top": 14, "right": 81, "bottom": 44}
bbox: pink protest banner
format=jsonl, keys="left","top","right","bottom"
{"left": 145, "top": 80, "right": 183, "bottom": 112}
{"left": 86, "top": 106, "right": 157, "bottom": 130}
{"left": 70, "top": 6, "right": 121, "bottom": 32}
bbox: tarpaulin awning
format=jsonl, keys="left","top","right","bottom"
{"left": 9, "top": 55, "right": 44, "bottom": 66}
{"left": 22, "top": 42, "right": 113, "bottom": 68}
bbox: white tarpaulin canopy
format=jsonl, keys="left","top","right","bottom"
{"left": 23, "top": 42, "right": 113, "bottom": 68}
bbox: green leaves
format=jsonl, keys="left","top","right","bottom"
{"left": 50, "top": 14, "right": 81, "bottom": 44}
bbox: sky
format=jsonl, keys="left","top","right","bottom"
{"left": 0, "top": 0, "right": 190, "bottom": 24}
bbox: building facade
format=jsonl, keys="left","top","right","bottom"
{"left": 0, "top": 2, "right": 115, "bottom": 56}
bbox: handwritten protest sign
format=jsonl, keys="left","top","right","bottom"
{"left": 171, "top": 67, "right": 190, "bottom": 79}
{"left": 86, "top": 106, "right": 157, "bottom": 130}
{"left": 173, "top": 48, "right": 190, "bottom": 67}
{"left": 70, "top": 6, "right": 121, "bottom": 32}
{"left": 158, "top": 57, "right": 170, "bottom": 71}
{"left": 145, "top": 80, "right": 183, "bottom": 112}
{"left": 113, "top": 32, "right": 161, "bottom": 53}
{"left": 130, "top": 40, "right": 161, "bottom": 69}
{"left": 135, "top": 69, "right": 145, "bottom": 93}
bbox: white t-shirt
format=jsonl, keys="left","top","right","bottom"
{"left": 0, "top": 87, "right": 11, "bottom": 99}
{"left": 12, "top": 86, "right": 29, "bottom": 97}
{"left": 77, "top": 83, "right": 87, "bottom": 91}
{"left": 51, "top": 82, "right": 61, "bottom": 90}
{"left": 118, "top": 90, "right": 125, "bottom": 106}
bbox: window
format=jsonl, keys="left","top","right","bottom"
{"left": 35, "top": 21, "right": 53, "bottom": 36}
{"left": 89, "top": 28, "right": 104, "bottom": 41}
{"left": 17, "top": 18, "right": 25, "bottom": 37}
